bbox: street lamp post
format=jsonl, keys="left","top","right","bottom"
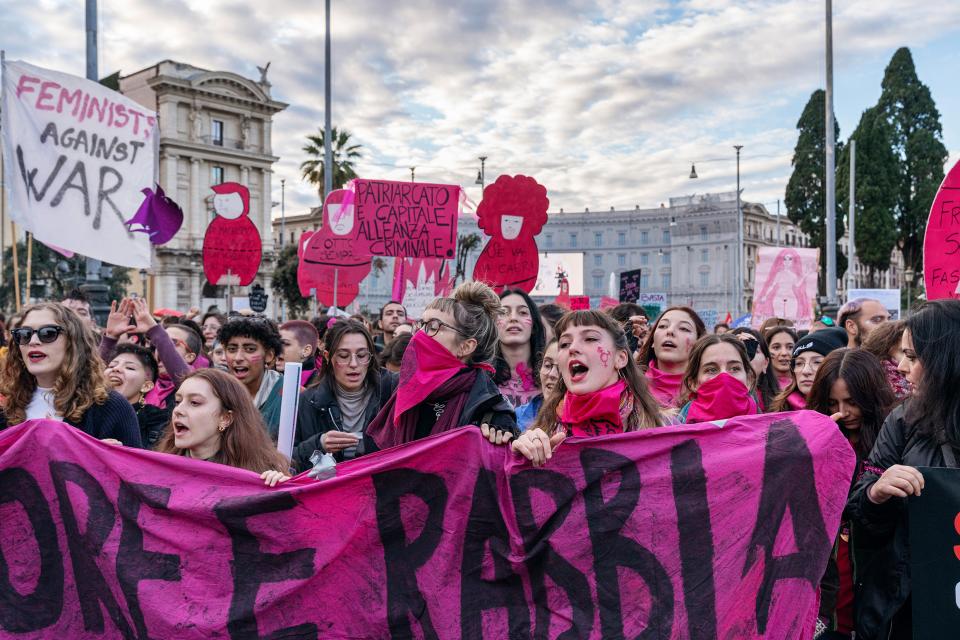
{"left": 735, "top": 145, "right": 743, "bottom": 316}
{"left": 904, "top": 268, "right": 914, "bottom": 315}
{"left": 476, "top": 156, "right": 487, "bottom": 191}
{"left": 279, "top": 179, "right": 286, "bottom": 249}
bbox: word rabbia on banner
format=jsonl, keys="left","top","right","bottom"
{"left": 0, "top": 411, "right": 852, "bottom": 639}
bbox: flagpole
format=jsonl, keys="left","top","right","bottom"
{"left": 24, "top": 231, "right": 31, "bottom": 305}
{"left": 1, "top": 49, "right": 6, "bottom": 291}
{"left": 11, "top": 221, "right": 20, "bottom": 312}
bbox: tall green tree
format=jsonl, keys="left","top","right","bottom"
{"left": 876, "top": 47, "right": 948, "bottom": 288}
{"left": 0, "top": 240, "right": 130, "bottom": 311}
{"left": 300, "top": 127, "right": 362, "bottom": 198}
{"left": 271, "top": 244, "right": 310, "bottom": 317}
{"left": 785, "top": 89, "right": 846, "bottom": 294}
{"left": 836, "top": 106, "right": 899, "bottom": 287}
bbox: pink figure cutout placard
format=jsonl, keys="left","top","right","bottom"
{"left": 923, "top": 159, "right": 960, "bottom": 300}
{"left": 297, "top": 189, "right": 372, "bottom": 307}
{"left": 202, "top": 182, "right": 261, "bottom": 286}
{"left": 472, "top": 175, "right": 549, "bottom": 293}
{"left": 751, "top": 247, "right": 819, "bottom": 330}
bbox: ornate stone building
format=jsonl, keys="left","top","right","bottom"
{"left": 118, "top": 60, "right": 287, "bottom": 313}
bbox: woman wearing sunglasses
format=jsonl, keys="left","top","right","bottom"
{"left": 0, "top": 302, "right": 141, "bottom": 447}
{"left": 291, "top": 319, "right": 398, "bottom": 470}
{"left": 365, "top": 281, "right": 517, "bottom": 451}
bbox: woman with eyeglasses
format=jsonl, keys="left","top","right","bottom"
{"left": 770, "top": 329, "right": 847, "bottom": 412}
{"left": 292, "top": 319, "right": 398, "bottom": 470}
{"left": 365, "top": 281, "right": 517, "bottom": 451}
{"left": 515, "top": 338, "right": 560, "bottom": 432}
{"left": 0, "top": 302, "right": 141, "bottom": 447}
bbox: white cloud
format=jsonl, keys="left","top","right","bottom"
{"left": 2, "top": 0, "right": 958, "bottom": 218}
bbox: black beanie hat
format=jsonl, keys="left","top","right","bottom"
{"left": 792, "top": 328, "right": 847, "bottom": 358}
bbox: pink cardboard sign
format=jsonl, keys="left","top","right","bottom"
{"left": 202, "top": 182, "right": 262, "bottom": 286}
{"left": 351, "top": 179, "right": 459, "bottom": 259}
{"left": 0, "top": 411, "right": 852, "bottom": 639}
{"left": 297, "top": 189, "right": 372, "bottom": 307}
{"left": 923, "top": 159, "right": 960, "bottom": 300}
{"left": 472, "top": 175, "right": 549, "bottom": 293}
{"left": 570, "top": 295, "right": 591, "bottom": 310}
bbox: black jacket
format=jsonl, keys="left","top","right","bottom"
{"left": 365, "top": 369, "right": 518, "bottom": 454}
{"left": 847, "top": 402, "right": 952, "bottom": 639}
{"left": 137, "top": 403, "right": 171, "bottom": 449}
{"left": 0, "top": 389, "right": 142, "bottom": 448}
{"left": 292, "top": 371, "right": 399, "bottom": 471}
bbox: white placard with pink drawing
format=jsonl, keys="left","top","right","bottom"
{"left": 751, "top": 247, "right": 819, "bottom": 330}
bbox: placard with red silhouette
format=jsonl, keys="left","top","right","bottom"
{"left": 202, "top": 183, "right": 261, "bottom": 286}
{"left": 298, "top": 189, "right": 372, "bottom": 307}
{"left": 352, "top": 179, "right": 460, "bottom": 259}
{"left": 471, "top": 175, "right": 549, "bottom": 292}
{"left": 391, "top": 256, "right": 451, "bottom": 319}
{"left": 923, "top": 159, "right": 960, "bottom": 300}
{"left": 569, "top": 295, "right": 591, "bottom": 310}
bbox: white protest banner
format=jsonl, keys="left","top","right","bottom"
{"left": 848, "top": 288, "right": 901, "bottom": 320}
{"left": 530, "top": 252, "right": 584, "bottom": 296}
{"left": 277, "top": 362, "right": 303, "bottom": 459}
{"left": 1, "top": 60, "right": 155, "bottom": 267}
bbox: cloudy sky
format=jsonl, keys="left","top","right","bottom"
{"left": 4, "top": 0, "right": 959, "bottom": 218}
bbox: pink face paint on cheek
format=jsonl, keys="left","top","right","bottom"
{"left": 597, "top": 346, "right": 611, "bottom": 368}
{"left": 521, "top": 317, "right": 533, "bottom": 327}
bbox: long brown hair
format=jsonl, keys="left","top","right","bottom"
{"left": 0, "top": 302, "right": 108, "bottom": 425}
{"left": 805, "top": 349, "right": 895, "bottom": 457}
{"left": 680, "top": 334, "right": 757, "bottom": 404}
{"left": 531, "top": 310, "right": 664, "bottom": 435}
{"left": 637, "top": 305, "right": 706, "bottom": 368}
{"left": 155, "top": 369, "right": 289, "bottom": 473}
{"left": 861, "top": 320, "right": 905, "bottom": 362}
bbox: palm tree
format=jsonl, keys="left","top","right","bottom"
{"left": 454, "top": 233, "right": 483, "bottom": 284}
{"left": 300, "top": 127, "right": 362, "bottom": 197}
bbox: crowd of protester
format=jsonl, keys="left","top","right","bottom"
{"left": 0, "top": 284, "right": 951, "bottom": 639}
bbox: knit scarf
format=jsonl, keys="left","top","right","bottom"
{"left": 558, "top": 379, "right": 633, "bottom": 437}
{"left": 685, "top": 372, "right": 759, "bottom": 423}
{"left": 365, "top": 331, "right": 493, "bottom": 450}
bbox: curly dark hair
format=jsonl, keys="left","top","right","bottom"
{"left": 113, "top": 343, "right": 160, "bottom": 382}
{"left": 216, "top": 316, "right": 283, "bottom": 359}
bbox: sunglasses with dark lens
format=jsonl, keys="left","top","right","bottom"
{"left": 12, "top": 325, "right": 65, "bottom": 345}
{"left": 742, "top": 338, "right": 759, "bottom": 360}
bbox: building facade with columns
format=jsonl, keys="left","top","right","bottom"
{"left": 274, "top": 191, "right": 807, "bottom": 323}
{"left": 118, "top": 60, "right": 287, "bottom": 313}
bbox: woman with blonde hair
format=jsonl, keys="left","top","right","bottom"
{"left": 0, "top": 302, "right": 141, "bottom": 446}
{"left": 155, "top": 368, "right": 290, "bottom": 485}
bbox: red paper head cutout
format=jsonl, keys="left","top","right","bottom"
{"left": 297, "top": 189, "right": 372, "bottom": 307}
{"left": 471, "top": 174, "right": 549, "bottom": 293}
{"left": 202, "top": 182, "right": 261, "bottom": 286}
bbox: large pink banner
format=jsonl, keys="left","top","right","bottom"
{"left": 0, "top": 411, "right": 854, "bottom": 639}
